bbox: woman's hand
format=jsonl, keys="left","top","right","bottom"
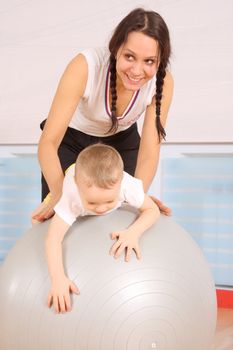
{"left": 47, "top": 276, "right": 80, "bottom": 313}
{"left": 109, "top": 230, "right": 141, "bottom": 262}
{"left": 150, "top": 196, "right": 172, "bottom": 216}
{"left": 31, "top": 192, "right": 61, "bottom": 224}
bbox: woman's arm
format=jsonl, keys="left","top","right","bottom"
{"left": 38, "top": 54, "right": 88, "bottom": 207}
{"left": 134, "top": 71, "right": 174, "bottom": 192}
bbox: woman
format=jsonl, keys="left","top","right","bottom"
{"left": 33, "top": 7, "right": 174, "bottom": 222}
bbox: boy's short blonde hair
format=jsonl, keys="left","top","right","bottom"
{"left": 75, "top": 143, "right": 124, "bottom": 188}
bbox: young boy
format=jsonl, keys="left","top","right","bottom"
{"left": 35, "top": 144, "right": 160, "bottom": 313}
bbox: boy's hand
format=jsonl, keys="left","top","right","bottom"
{"left": 109, "top": 230, "right": 141, "bottom": 262}
{"left": 47, "top": 276, "right": 80, "bottom": 313}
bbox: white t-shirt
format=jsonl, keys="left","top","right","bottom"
{"left": 54, "top": 164, "right": 145, "bottom": 226}
{"left": 69, "top": 47, "right": 157, "bottom": 136}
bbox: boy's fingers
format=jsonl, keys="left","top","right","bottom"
{"left": 59, "top": 296, "right": 66, "bottom": 313}
{"left": 110, "top": 240, "right": 122, "bottom": 256}
{"left": 111, "top": 232, "right": 118, "bottom": 240}
{"left": 70, "top": 282, "right": 80, "bottom": 295}
{"left": 47, "top": 293, "right": 52, "bottom": 308}
{"left": 109, "top": 240, "right": 121, "bottom": 256}
{"left": 114, "top": 243, "right": 126, "bottom": 259}
{"left": 64, "top": 295, "right": 71, "bottom": 311}
{"left": 54, "top": 296, "right": 60, "bottom": 313}
{"left": 125, "top": 247, "right": 132, "bottom": 262}
{"left": 109, "top": 247, "right": 115, "bottom": 256}
{"left": 135, "top": 247, "right": 141, "bottom": 260}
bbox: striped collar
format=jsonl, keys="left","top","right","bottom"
{"left": 105, "top": 66, "right": 140, "bottom": 119}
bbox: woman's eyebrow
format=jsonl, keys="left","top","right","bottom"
{"left": 123, "top": 48, "right": 158, "bottom": 60}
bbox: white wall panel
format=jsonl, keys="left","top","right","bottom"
{"left": 1, "top": 0, "right": 233, "bottom": 143}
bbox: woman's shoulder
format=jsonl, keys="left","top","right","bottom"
{"left": 65, "top": 47, "right": 109, "bottom": 72}
{"left": 163, "top": 70, "right": 174, "bottom": 100}
{"left": 164, "top": 70, "right": 174, "bottom": 87}
{"left": 64, "top": 52, "right": 88, "bottom": 77}
{"left": 78, "top": 47, "right": 110, "bottom": 66}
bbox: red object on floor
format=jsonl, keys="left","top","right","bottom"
{"left": 216, "top": 289, "right": 233, "bottom": 308}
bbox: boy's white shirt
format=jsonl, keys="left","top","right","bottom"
{"left": 54, "top": 164, "right": 145, "bottom": 226}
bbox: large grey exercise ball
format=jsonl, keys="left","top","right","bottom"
{"left": 0, "top": 207, "right": 217, "bottom": 350}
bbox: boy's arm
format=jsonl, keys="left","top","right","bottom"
{"left": 110, "top": 195, "right": 160, "bottom": 261}
{"left": 46, "top": 214, "right": 79, "bottom": 313}
{"left": 46, "top": 214, "right": 69, "bottom": 280}
{"left": 126, "top": 195, "right": 160, "bottom": 237}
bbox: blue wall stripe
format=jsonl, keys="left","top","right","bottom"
{"left": 0, "top": 155, "right": 41, "bottom": 263}
{"left": 162, "top": 154, "right": 233, "bottom": 287}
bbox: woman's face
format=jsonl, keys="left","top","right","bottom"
{"left": 115, "top": 31, "right": 159, "bottom": 91}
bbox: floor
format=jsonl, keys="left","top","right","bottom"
{"left": 210, "top": 308, "right": 233, "bottom": 350}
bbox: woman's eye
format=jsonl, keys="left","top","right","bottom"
{"left": 145, "top": 59, "right": 155, "bottom": 65}
{"left": 125, "top": 54, "right": 134, "bottom": 61}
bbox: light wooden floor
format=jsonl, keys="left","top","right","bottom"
{"left": 210, "top": 308, "right": 233, "bottom": 350}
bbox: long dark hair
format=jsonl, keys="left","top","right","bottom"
{"left": 108, "top": 8, "right": 171, "bottom": 141}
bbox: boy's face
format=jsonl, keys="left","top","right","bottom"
{"left": 76, "top": 176, "right": 121, "bottom": 215}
